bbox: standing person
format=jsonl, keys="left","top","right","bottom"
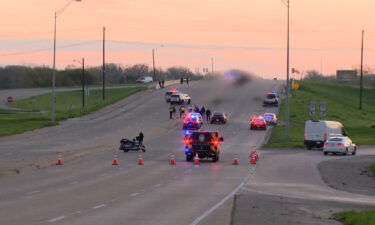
{"left": 206, "top": 108, "right": 212, "bottom": 121}
{"left": 169, "top": 104, "right": 174, "bottom": 119}
{"left": 200, "top": 106, "right": 206, "bottom": 119}
{"left": 158, "top": 80, "right": 162, "bottom": 88}
{"left": 188, "top": 105, "right": 193, "bottom": 112}
{"left": 162, "top": 80, "right": 165, "bottom": 88}
{"left": 194, "top": 105, "right": 200, "bottom": 113}
{"left": 136, "top": 132, "right": 144, "bottom": 146}
{"left": 179, "top": 105, "right": 185, "bottom": 118}
{"left": 172, "top": 104, "right": 176, "bottom": 118}
{"left": 180, "top": 77, "right": 183, "bottom": 84}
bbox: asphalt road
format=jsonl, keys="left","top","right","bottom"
{"left": 0, "top": 78, "right": 282, "bottom": 225}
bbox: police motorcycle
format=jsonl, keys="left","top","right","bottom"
{"left": 119, "top": 137, "right": 146, "bottom": 152}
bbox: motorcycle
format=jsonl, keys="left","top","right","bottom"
{"left": 119, "top": 138, "right": 146, "bottom": 152}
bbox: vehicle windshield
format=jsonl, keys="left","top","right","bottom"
{"left": 266, "top": 94, "right": 276, "bottom": 99}
{"left": 213, "top": 113, "right": 222, "bottom": 116}
{"left": 328, "top": 138, "right": 343, "bottom": 142}
{"left": 191, "top": 132, "right": 218, "bottom": 142}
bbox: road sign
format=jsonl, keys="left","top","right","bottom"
{"left": 309, "top": 101, "right": 316, "bottom": 116}
{"left": 320, "top": 101, "right": 327, "bottom": 116}
{"left": 7, "top": 96, "right": 13, "bottom": 103}
{"left": 293, "top": 82, "right": 300, "bottom": 90}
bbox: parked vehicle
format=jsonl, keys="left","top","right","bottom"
{"left": 165, "top": 88, "right": 179, "bottom": 102}
{"left": 170, "top": 93, "right": 191, "bottom": 105}
{"left": 119, "top": 138, "right": 146, "bottom": 152}
{"left": 184, "top": 130, "right": 224, "bottom": 162}
{"left": 304, "top": 120, "right": 347, "bottom": 150}
{"left": 136, "top": 76, "right": 153, "bottom": 83}
{"left": 210, "top": 112, "right": 227, "bottom": 124}
{"left": 323, "top": 136, "right": 356, "bottom": 155}
{"left": 263, "top": 92, "right": 279, "bottom": 106}
{"left": 263, "top": 113, "right": 277, "bottom": 125}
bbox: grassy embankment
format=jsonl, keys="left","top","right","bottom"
{"left": 265, "top": 81, "right": 375, "bottom": 147}
{"left": 0, "top": 87, "right": 146, "bottom": 136}
{"left": 334, "top": 210, "right": 375, "bottom": 225}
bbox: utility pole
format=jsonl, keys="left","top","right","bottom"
{"left": 320, "top": 56, "right": 323, "bottom": 76}
{"left": 359, "top": 30, "right": 364, "bottom": 110}
{"left": 152, "top": 49, "right": 156, "bottom": 81}
{"left": 82, "top": 58, "right": 85, "bottom": 108}
{"left": 211, "top": 57, "right": 214, "bottom": 73}
{"left": 102, "top": 27, "right": 106, "bottom": 100}
{"left": 282, "top": 0, "right": 290, "bottom": 139}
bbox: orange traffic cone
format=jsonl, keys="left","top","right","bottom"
{"left": 250, "top": 155, "right": 256, "bottom": 165}
{"left": 194, "top": 153, "right": 200, "bottom": 165}
{"left": 170, "top": 154, "right": 176, "bottom": 165}
{"left": 112, "top": 155, "right": 119, "bottom": 165}
{"left": 56, "top": 152, "right": 63, "bottom": 165}
{"left": 232, "top": 154, "right": 239, "bottom": 165}
{"left": 138, "top": 154, "right": 143, "bottom": 165}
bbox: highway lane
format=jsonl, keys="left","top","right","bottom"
{"left": 0, "top": 78, "right": 282, "bottom": 225}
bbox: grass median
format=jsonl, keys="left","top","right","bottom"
{"left": 334, "top": 210, "right": 375, "bottom": 225}
{"left": 265, "top": 81, "right": 375, "bottom": 148}
{"left": 0, "top": 87, "right": 146, "bottom": 136}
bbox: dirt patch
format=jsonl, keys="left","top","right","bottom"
{"left": 233, "top": 191, "right": 371, "bottom": 225}
{"left": 318, "top": 156, "right": 375, "bottom": 196}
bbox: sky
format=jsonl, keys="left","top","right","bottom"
{"left": 0, "top": 0, "right": 375, "bottom": 78}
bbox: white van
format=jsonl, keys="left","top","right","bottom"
{"left": 304, "top": 120, "right": 346, "bottom": 149}
{"left": 136, "top": 76, "right": 153, "bottom": 83}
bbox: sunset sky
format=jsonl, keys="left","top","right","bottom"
{"left": 1, "top": 0, "right": 374, "bottom": 78}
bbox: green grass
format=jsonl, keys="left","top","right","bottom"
{"left": 0, "top": 87, "right": 146, "bottom": 136}
{"left": 334, "top": 210, "right": 375, "bottom": 225}
{"left": 265, "top": 81, "right": 375, "bottom": 147}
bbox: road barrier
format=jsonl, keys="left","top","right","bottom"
{"left": 170, "top": 154, "right": 176, "bottom": 165}
{"left": 138, "top": 154, "right": 143, "bottom": 165}
{"left": 56, "top": 152, "right": 63, "bottom": 165}
{"left": 232, "top": 153, "right": 239, "bottom": 165}
{"left": 112, "top": 155, "right": 119, "bottom": 165}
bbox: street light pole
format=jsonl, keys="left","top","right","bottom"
{"left": 281, "top": 0, "right": 290, "bottom": 139}
{"left": 82, "top": 58, "right": 85, "bottom": 108}
{"left": 359, "top": 30, "right": 364, "bottom": 110}
{"left": 152, "top": 49, "right": 156, "bottom": 81}
{"left": 51, "top": 0, "right": 81, "bottom": 123}
{"left": 152, "top": 45, "right": 164, "bottom": 81}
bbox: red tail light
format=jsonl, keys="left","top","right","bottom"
{"left": 324, "top": 142, "right": 329, "bottom": 146}
{"left": 337, "top": 143, "right": 344, "bottom": 146}
{"left": 304, "top": 133, "right": 307, "bottom": 137}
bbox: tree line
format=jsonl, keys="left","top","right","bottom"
{"left": 0, "top": 64, "right": 203, "bottom": 89}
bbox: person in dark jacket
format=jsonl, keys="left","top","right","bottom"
{"left": 200, "top": 106, "right": 206, "bottom": 119}
{"left": 194, "top": 105, "right": 200, "bottom": 113}
{"left": 206, "top": 108, "right": 212, "bottom": 121}
{"left": 169, "top": 105, "right": 174, "bottom": 119}
{"left": 136, "top": 132, "right": 144, "bottom": 145}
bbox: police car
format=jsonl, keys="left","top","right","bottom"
{"left": 182, "top": 112, "right": 202, "bottom": 130}
{"left": 250, "top": 115, "right": 267, "bottom": 130}
{"left": 170, "top": 93, "right": 191, "bottom": 105}
{"left": 165, "top": 88, "right": 179, "bottom": 102}
{"left": 184, "top": 130, "right": 224, "bottom": 162}
{"left": 263, "top": 92, "right": 279, "bottom": 106}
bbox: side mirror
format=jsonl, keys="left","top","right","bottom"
{"left": 219, "top": 137, "right": 224, "bottom": 142}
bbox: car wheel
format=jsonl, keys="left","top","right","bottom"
{"left": 352, "top": 147, "right": 356, "bottom": 155}
{"left": 307, "top": 145, "right": 312, "bottom": 150}
{"left": 345, "top": 148, "right": 349, "bottom": 156}
{"left": 324, "top": 152, "right": 328, "bottom": 155}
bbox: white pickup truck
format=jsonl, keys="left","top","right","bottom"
{"left": 170, "top": 93, "right": 191, "bottom": 105}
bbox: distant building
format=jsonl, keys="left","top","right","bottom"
{"left": 336, "top": 70, "right": 357, "bottom": 81}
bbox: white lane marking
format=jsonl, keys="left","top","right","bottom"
{"left": 48, "top": 216, "right": 66, "bottom": 223}
{"left": 69, "top": 181, "right": 79, "bottom": 185}
{"left": 184, "top": 169, "right": 193, "bottom": 174}
{"left": 26, "top": 190, "right": 40, "bottom": 195}
{"left": 189, "top": 172, "right": 253, "bottom": 225}
{"left": 93, "top": 204, "right": 106, "bottom": 209}
{"left": 130, "top": 192, "right": 139, "bottom": 197}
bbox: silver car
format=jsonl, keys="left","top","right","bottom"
{"left": 323, "top": 136, "right": 356, "bottom": 155}
{"left": 263, "top": 113, "right": 277, "bottom": 125}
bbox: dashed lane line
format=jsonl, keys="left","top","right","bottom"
{"left": 48, "top": 216, "right": 66, "bottom": 223}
